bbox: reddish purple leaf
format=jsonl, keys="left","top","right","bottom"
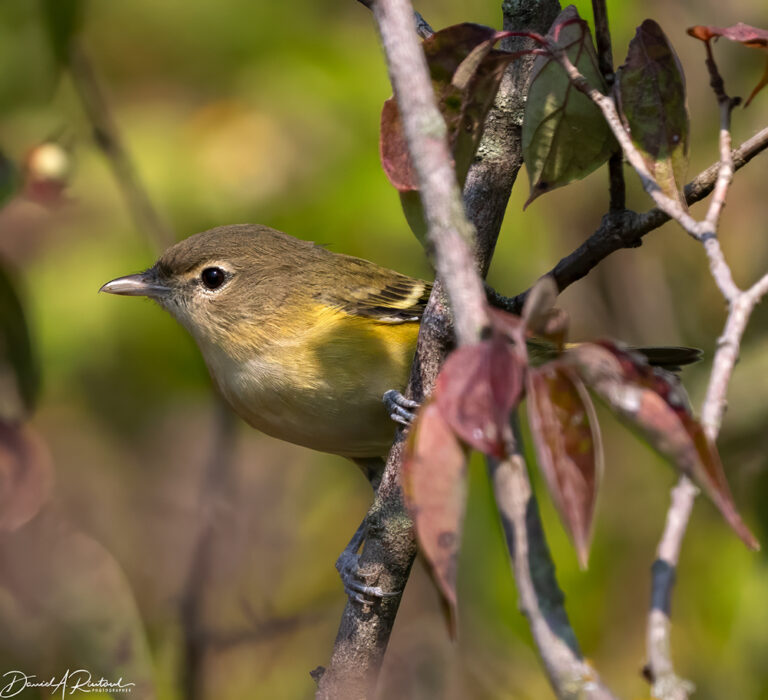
{"left": 0, "top": 421, "right": 54, "bottom": 532}
{"left": 435, "top": 332, "right": 525, "bottom": 458}
{"left": 402, "top": 400, "right": 467, "bottom": 635}
{"left": 380, "top": 23, "right": 517, "bottom": 195}
{"left": 688, "top": 23, "right": 768, "bottom": 47}
{"left": 527, "top": 363, "right": 603, "bottom": 568}
{"left": 688, "top": 23, "right": 768, "bottom": 106}
{"left": 380, "top": 98, "right": 416, "bottom": 192}
{"left": 568, "top": 342, "right": 758, "bottom": 550}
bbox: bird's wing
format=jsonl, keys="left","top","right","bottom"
{"left": 317, "top": 264, "right": 433, "bottom": 324}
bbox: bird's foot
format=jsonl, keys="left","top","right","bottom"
{"left": 383, "top": 389, "right": 420, "bottom": 426}
{"left": 336, "top": 549, "right": 400, "bottom": 606}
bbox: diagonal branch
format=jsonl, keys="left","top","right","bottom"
{"left": 541, "top": 34, "right": 767, "bottom": 700}
{"left": 316, "top": 1, "right": 560, "bottom": 697}
{"left": 489, "top": 436, "right": 618, "bottom": 699}
{"left": 501, "top": 122, "right": 768, "bottom": 314}
{"left": 68, "top": 42, "right": 174, "bottom": 252}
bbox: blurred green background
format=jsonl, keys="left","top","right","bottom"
{"left": 1, "top": 0, "right": 768, "bottom": 698}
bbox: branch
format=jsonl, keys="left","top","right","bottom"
{"left": 489, "top": 441, "right": 618, "bottom": 699}
{"left": 317, "top": 0, "right": 487, "bottom": 687}
{"left": 590, "top": 0, "right": 625, "bottom": 212}
{"left": 68, "top": 42, "right": 175, "bottom": 252}
{"left": 536, "top": 37, "right": 767, "bottom": 699}
{"left": 466, "top": 0, "right": 560, "bottom": 275}
{"left": 316, "top": 1, "right": 560, "bottom": 696}
{"left": 372, "top": 0, "right": 488, "bottom": 344}
{"left": 501, "top": 120, "right": 768, "bottom": 314}
{"left": 545, "top": 38, "right": 766, "bottom": 699}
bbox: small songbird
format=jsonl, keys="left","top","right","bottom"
{"left": 102, "top": 224, "right": 428, "bottom": 461}
{"left": 101, "top": 224, "right": 700, "bottom": 599}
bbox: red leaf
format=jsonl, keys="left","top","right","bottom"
{"left": 0, "top": 421, "right": 54, "bottom": 532}
{"left": 380, "top": 24, "right": 517, "bottom": 194}
{"left": 435, "top": 333, "right": 524, "bottom": 458}
{"left": 687, "top": 23, "right": 768, "bottom": 106}
{"left": 402, "top": 400, "right": 467, "bottom": 636}
{"left": 687, "top": 23, "right": 768, "bottom": 47}
{"left": 527, "top": 364, "right": 602, "bottom": 568}
{"left": 568, "top": 342, "right": 758, "bottom": 550}
{"left": 380, "top": 98, "right": 417, "bottom": 192}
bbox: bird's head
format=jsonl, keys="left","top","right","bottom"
{"left": 100, "top": 224, "right": 315, "bottom": 357}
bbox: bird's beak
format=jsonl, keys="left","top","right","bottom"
{"left": 100, "top": 268, "right": 171, "bottom": 298}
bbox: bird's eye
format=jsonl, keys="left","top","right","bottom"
{"left": 201, "top": 267, "right": 226, "bottom": 290}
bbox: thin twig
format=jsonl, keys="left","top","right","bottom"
{"left": 489, "top": 445, "right": 617, "bottom": 699}
{"left": 646, "top": 59, "right": 744, "bottom": 700}
{"left": 356, "top": 0, "right": 434, "bottom": 39}
{"left": 541, "top": 34, "right": 768, "bottom": 699}
{"left": 371, "top": 0, "right": 489, "bottom": 344}
{"left": 68, "top": 42, "right": 175, "bottom": 252}
{"left": 499, "top": 101, "right": 768, "bottom": 314}
{"left": 590, "top": 0, "right": 625, "bottom": 212}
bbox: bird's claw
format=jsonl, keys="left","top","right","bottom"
{"left": 336, "top": 549, "right": 400, "bottom": 606}
{"left": 383, "top": 389, "right": 420, "bottom": 426}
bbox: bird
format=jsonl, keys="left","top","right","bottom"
{"left": 100, "top": 223, "right": 700, "bottom": 600}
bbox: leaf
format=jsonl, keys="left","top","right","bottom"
{"left": 687, "top": 23, "right": 768, "bottom": 106}
{"left": 380, "top": 24, "right": 516, "bottom": 192}
{"left": 0, "top": 422, "right": 54, "bottom": 532}
{"left": 435, "top": 333, "right": 525, "bottom": 458}
{"left": 39, "top": 0, "right": 84, "bottom": 67}
{"left": 568, "top": 342, "right": 758, "bottom": 550}
{"left": 527, "top": 364, "right": 602, "bottom": 568}
{"left": 402, "top": 400, "right": 467, "bottom": 636}
{"left": 379, "top": 23, "right": 518, "bottom": 241}
{"left": 521, "top": 275, "right": 568, "bottom": 351}
{"left": 617, "top": 20, "right": 689, "bottom": 208}
{"left": 380, "top": 98, "right": 416, "bottom": 192}
{"left": 0, "top": 262, "right": 40, "bottom": 421}
{"left": 522, "top": 6, "right": 616, "bottom": 206}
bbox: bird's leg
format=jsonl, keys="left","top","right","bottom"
{"left": 335, "top": 518, "right": 399, "bottom": 604}
{"left": 336, "top": 457, "right": 400, "bottom": 605}
{"left": 383, "top": 389, "right": 420, "bottom": 426}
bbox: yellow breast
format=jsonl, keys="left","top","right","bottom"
{"left": 197, "top": 304, "right": 419, "bottom": 459}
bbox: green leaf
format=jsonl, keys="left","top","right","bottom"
{"left": 39, "top": 0, "right": 84, "bottom": 67}
{"left": 568, "top": 341, "right": 758, "bottom": 551}
{"left": 522, "top": 5, "right": 616, "bottom": 206}
{"left": 527, "top": 364, "right": 602, "bottom": 568}
{"left": 0, "top": 262, "right": 40, "bottom": 421}
{"left": 402, "top": 399, "right": 467, "bottom": 637}
{"left": 617, "top": 20, "right": 689, "bottom": 208}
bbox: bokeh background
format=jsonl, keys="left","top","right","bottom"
{"left": 1, "top": 0, "right": 768, "bottom": 698}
